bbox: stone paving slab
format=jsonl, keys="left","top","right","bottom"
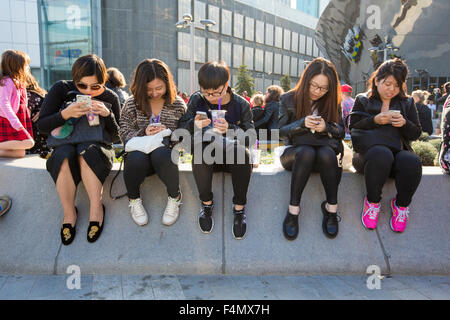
{"left": 1, "top": 274, "right": 450, "bottom": 300}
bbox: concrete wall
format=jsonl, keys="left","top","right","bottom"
{"left": 0, "top": 156, "right": 449, "bottom": 275}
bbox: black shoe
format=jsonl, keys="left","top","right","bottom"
{"left": 87, "top": 204, "right": 105, "bottom": 243}
{"left": 61, "top": 207, "right": 78, "bottom": 246}
{"left": 199, "top": 202, "right": 214, "bottom": 233}
{"left": 283, "top": 210, "right": 299, "bottom": 241}
{"left": 321, "top": 201, "right": 340, "bottom": 239}
{"left": 233, "top": 207, "right": 247, "bottom": 240}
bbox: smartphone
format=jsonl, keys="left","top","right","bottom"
{"left": 196, "top": 111, "right": 208, "bottom": 120}
{"left": 149, "top": 122, "right": 162, "bottom": 128}
{"left": 76, "top": 95, "right": 91, "bottom": 109}
{"left": 389, "top": 110, "right": 401, "bottom": 116}
{"left": 312, "top": 115, "right": 322, "bottom": 119}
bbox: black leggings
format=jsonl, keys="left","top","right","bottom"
{"left": 281, "top": 145, "right": 342, "bottom": 206}
{"left": 192, "top": 142, "right": 252, "bottom": 205}
{"left": 352, "top": 145, "right": 422, "bottom": 207}
{"left": 123, "top": 147, "right": 180, "bottom": 200}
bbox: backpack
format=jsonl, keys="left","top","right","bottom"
{"left": 438, "top": 107, "right": 450, "bottom": 174}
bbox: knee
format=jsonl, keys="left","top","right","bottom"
{"left": 396, "top": 152, "right": 422, "bottom": 173}
{"left": 294, "top": 146, "right": 316, "bottom": 165}
{"left": 317, "top": 146, "right": 337, "bottom": 166}
{"left": 365, "top": 146, "right": 394, "bottom": 167}
{"left": 125, "top": 151, "right": 148, "bottom": 168}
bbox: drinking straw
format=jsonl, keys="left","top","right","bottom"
{"left": 156, "top": 115, "right": 160, "bottom": 123}
{"left": 218, "top": 98, "right": 221, "bottom": 110}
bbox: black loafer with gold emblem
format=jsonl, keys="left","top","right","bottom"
{"left": 60, "top": 207, "right": 78, "bottom": 246}
{"left": 87, "top": 204, "right": 105, "bottom": 243}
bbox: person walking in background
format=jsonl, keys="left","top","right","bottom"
{"left": 0, "top": 50, "right": 34, "bottom": 158}
{"left": 119, "top": 59, "right": 186, "bottom": 227}
{"left": 411, "top": 90, "right": 433, "bottom": 136}
{"left": 340, "top": 84, "right": 354, "bottom": 137}
{"left": 38, "top": 54, "right": 121, "bottom": 245}
{"left": 106, "top": 67, "right": 129, "bottom": 108}
{"left": 278, "top": 57, "right": 345, "bottom": 240}
{"left": 25, "top": 72, "right": 51, "bottom": 158}
{"left": 253, "top": 85, "right": 283, "bottom": 141}
{"left": 350, "top": 59, "right": 422, "bottom": 234}
{"left": 250, "top": 93, "right": 265, "bottom": 138}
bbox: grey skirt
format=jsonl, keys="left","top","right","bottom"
{"left": 46, "top": 142, "right": 114, "bottom": 186}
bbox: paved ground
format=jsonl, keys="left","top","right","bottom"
{"left": 0, "top": 274, "right": 449, "bottom": 300}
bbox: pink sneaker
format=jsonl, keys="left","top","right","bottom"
{"left": 361, "top": 196, "right": 380, "bottom": 230}
{"left": 390, "top": 198, "right": 409, "bottom": 233}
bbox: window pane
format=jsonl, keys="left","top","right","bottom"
{"left": 221, "top": 41, "right": 232, "bottom": 67}
{"left": 245, "top": 17, "right": 254, "bottom": 42}
{"left": 233, "top": 44, "right": 243, "bottom": 68}
{"left": 265, "top": 51, "right": 273, "bottom": 74}
{"left": 221, "top": 9, "right": 232, "bottom": 36}
{"left": 234, "top": 13, "right": 243, "bottom": 39}
{"left": 306, "top": 36, "right": 313, "bottom": 56}
{"left": 274, "top": 53, "right": 282, "bottom": 74}
{"left": 208, "top": 38, "right": 219, "bottom": 61}
{"left": 178, "top": 0, "right": 191, "bottom": 20}
{"left": 255, "top": 49, "right": 264, "bottom": 72}
{"left": 283, "top": 55, "right": 290, "bottom": 75}
{"left": 208, "top": 5, "right": 220, "bottom": 33}
{"left": 283, "top": 29, "right": 291, "bottom": 51}
{"left": 265, "top": 23, "right": 274, "bottom": 46}
{"left": 291, "top": 32, "right": 298, "bottom": 52}
{"left": 255, "top": 20, "right": 264, "bottom": 44}
{"left": 244, "top": 47, "right": 254, "bottom": 70}
{"left": 178, "top": 32, "right": 190, "bottom": 61}
{"left": 194, "top": 0, "right": 206, "bottom": 29}
{"left": 275, "top": 26, "right": 283, "bottom": 48}
{"left": 299, "top": 34, "right": 306, "bottom": 54}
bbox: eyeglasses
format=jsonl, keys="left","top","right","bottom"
{"left": 76, "top": 82, "right": 103, "bottom": 91}
{"left": 200, "top": 86, "right": 226, "bottom": 97}
{"left": 310, "top": 82, "right": 329, "bottom": 93}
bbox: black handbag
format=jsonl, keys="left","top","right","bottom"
{"left": 349, "top": 110, "right": 403, "bottom": 154}
{"left": 46, "top": 95, "right": 112, "bottom": 147}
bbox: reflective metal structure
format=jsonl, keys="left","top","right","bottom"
{"left": 315, "top": 0, "right": 450, "bottom": 93}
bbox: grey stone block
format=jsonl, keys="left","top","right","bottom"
{"left": 223, "top": 171, "right": 387, "bottom": 275}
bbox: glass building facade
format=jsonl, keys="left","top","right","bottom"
{"left": 38, "top": 0, "right": 100, "bottom": 89}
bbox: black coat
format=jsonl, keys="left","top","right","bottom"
{"left": 415, "top": 102, "right": 433, "bottom": 135}
{"left": 278, "top": 91, "right": 345, "bottom": 150}
{"left": 349, "top": 92, "right": 422, "bottom": 150}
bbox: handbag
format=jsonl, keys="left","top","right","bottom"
{"left": 46, "top": 98, "right": 112, "bottom": 147}
{"left": 349, "top": 110, "right": 403, "bottom": 154}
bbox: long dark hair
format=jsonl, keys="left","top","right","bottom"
{"left": 130, "top": 59, "right": 177, "bottom": 116}
{"left": 367, "top": 58, "right": 409, "bottom": 100}
{"left": 291, "top": 57, "right": 340, "bottom": 122}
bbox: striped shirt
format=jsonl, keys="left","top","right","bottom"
{"left": 119, "top": 95, "right": 187, "bottom": 145}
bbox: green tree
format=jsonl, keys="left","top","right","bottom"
{"left": 235, "top": 65, "right": 255, "bottom": 96}
{"left": 280, "top": 74, "right": 291, "bottom": 92}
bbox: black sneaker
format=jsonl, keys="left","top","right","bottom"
{"left": 232, "top": 207, "right": 247, "bottom": 240}
{"left": 199, "top": 202, "right": 214, "bottom": 233}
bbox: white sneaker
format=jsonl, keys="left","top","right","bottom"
{"left": 129, "top": 198, "right": 148, "bottom": 226}
{"left": 162, "top": 193, "right": 182, "bottom": 226}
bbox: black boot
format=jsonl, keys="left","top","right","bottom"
{"left": 283, "top": 210, "right": 299, "bottom": 241}
{"left": 321, "top": 201, "right": 340, "bottom": 239}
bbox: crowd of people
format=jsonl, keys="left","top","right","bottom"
{"left": 1, "top": 49, "right": 449, "bottom": 246}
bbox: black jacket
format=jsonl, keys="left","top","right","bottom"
{"left": 415, "top": 102, "right": 433, "bottom": 135}
{"left": 349, "top": 92, "right": 422, "bottom": 149}
{"left": 253, "top": 101, "right": 279, "bottom": 130}
{"left": 178, "top": 89, "right": 255, "bottom": 148}
{"left": 278, "top": 91, "right": 345, "bottom": 149}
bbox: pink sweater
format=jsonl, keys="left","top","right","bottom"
{"left": 0, "top": 77, "right": 26, "bottom": 130}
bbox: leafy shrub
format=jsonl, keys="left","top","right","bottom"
{"left": 411, "top": 141, "right": 438, "bottom": 166}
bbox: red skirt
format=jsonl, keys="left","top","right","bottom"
{"left": 0, "top": 103, "right": 34, "bottom": 142}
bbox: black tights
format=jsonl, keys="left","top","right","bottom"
{"left": 352, "top": 145, "right": 422, "bottom": 207}
{"left": 123, "top": 147, "right": 180, "bottom": 200}
{"left": 281, "top": 145, "right": 342, "bottom": 206}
